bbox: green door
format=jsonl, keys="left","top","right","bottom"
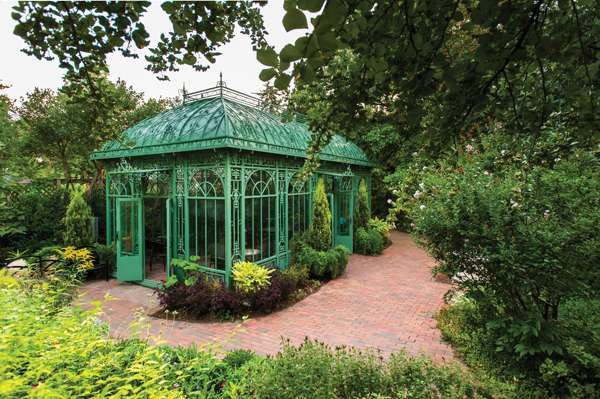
{"left": 116, "top": 198, "right": 144, "bottom": 281}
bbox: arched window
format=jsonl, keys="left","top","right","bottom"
{"left": 188, "top": 169, "right": 225, "bottom": 270}
{"left": 288, "top": 176, "right": 310, "bottom": 241}
{"left": 244, "top": 169, "right": 276, "bottom": 262}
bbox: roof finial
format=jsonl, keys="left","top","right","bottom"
{"left": 219, "top": 72, "right": 223, "bottom": 97}
{"left": 182, "top": 82, "right": 187, "bottom": 104}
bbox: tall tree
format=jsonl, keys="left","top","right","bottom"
{"left": 15, "top": 78, "right": 173, "bottom": 183}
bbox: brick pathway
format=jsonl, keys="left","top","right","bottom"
{"left": 79, "top": 231, "right": 455, "bottom": 362}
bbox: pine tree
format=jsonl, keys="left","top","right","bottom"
{"left": 63, "top": 185, "right": 94, "bottom": 247}
{"left": 308, "top": 178, "right": 332, "bottom": 251}
{"left": 354, "top": 178, "right": 370, "bottom": 231}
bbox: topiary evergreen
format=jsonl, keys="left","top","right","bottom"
{"left": 354, "top": 178, "right": 370, "bottom": 231}
{"left": 63, "top": 185, "right": 94, "bottom": 247}
{"left": 308, "top": 178, "right": 332, "bottom": 251}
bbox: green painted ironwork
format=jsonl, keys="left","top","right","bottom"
{"left": 91, "top": 92, "right": 372, "bottom": 167}
{"left": 95, "top": 84, "right": 374, "bottom": 287}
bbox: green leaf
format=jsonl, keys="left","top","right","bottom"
{"left": 256, "top": 47, "right": 279, "bottom": 67}
{"left": 280, "top": 44, "right": 302, "bottom": 63}
{"left": 131, "top": 29, "right": 148, "bottom": 49}
{"left": 259, "top": 68, "right": 277, "bottom": 81}
{"left": 274, "top": 73, "right": 292, "bottom": 90}
{"left": 182, "top": 53, "right": 196, "bottom": 65}
{"left": 298, "top": 0, "right": 325, "bottom": 12}
{"left": 294, "top": 36, "right": 310, "bottom": 53}
{"left": 316, "top": 31, "right": 338, "bottom": 51}
{"left": 283, "top": 8, "right": 308, "bottom": 32}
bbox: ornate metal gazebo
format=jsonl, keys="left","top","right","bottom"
{"left": 91, "top": 82, "right": 373, "bottom": 288}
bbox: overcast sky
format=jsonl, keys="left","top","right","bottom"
{"left": 0, "top": 2, "right": 302, "bottom": 102}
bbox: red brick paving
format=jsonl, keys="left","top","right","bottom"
{"left": 79, "top": 231, "right": 455, "bottom": 362}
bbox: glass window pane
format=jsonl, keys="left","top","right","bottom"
{"left": 120, "top": 201, "right": 138, "bottom": 255}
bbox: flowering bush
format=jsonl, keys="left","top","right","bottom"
{"left": 386, "top": 128, "right": 600, "bottom": 396}
{"left": 58, "top": 246, "right": 95, "bottom": 273}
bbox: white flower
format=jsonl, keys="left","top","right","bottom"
{"left": 35, "top": 157, "right": 44, "bottom": 163}
{"left": 465, "top": 144, "right": 475, "bottom": 153}
{"left": 543, "top": 209, "right": 550, "bottom": 219}
{"left": 501, "top": 150, "right": 507, "bottom": 156}
{"left": 387, "top": 199, "right": 393, "bottom": 204}
{"left": 413, "top": 190, "right": 423, "bottom": 199}
{"left": 419, "top": 204, "right": 426, "bottom": 210}
{"left": 483, "top": 170, "right": 490, "bottom": 176}
{"left": 412, "top": 152, "right": 418, "bottom": 157}
{"left": 410, "top": 222, "right": 416, "bottom": 228}
{"left": 496, "top": 23, "right": 504, "bottom": 31}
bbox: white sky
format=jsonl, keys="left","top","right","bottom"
{"left": 0, "top": 1, "right": 303, "bottom": 102}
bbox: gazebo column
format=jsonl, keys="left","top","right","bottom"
{"left": 224, "top": 155, "right": 232, "bottom": 288}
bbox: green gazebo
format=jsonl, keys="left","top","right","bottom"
{"left": 91, "top": 82, "right": 373, "bottom": 288}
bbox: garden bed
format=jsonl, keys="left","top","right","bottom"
{"left": 153, "top": 275, "right": 322, "bottom": 322}
{"left": 154, "top": 262, "right": 327, "bottom": 322}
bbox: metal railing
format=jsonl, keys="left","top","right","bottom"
{"left": 182, "top": 74, "right": 261, "bottom": 108}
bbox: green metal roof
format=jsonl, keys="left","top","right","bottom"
{"left": 91, "top": 95, "right": 372, "bottom": 166}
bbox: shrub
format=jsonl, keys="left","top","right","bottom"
{"left": 234, "top": 339, "right": 508, "bottom": 399}
{"left": 438, "top": 297, "right": 600, "bottom": 398}
{"left": 92, "top": 242, "right": 116, "bottom": 274}
{"left": 0, "top": 286, "right": 186, "bottom": 399}
{"left": 223, "top": 349, "right": 257, "bottom": 369}
{"left": 368, "top": 217, "right": 391, "bottom": 242}
{"left": 63, "top": 185, "right": 94, "bottom": 247}
{"left": 408, "top": 152, "right": 599, "bottom": 358}
{"left": 0, "top": 181, "right": 69, "bottom": 261}
{"left": 290, "top": 233, "right": 349, "bottom": 280}
{"left": 308, "top": 177, "right": 332, "bottom": 251}
{"left": 232, "top": 261, "right": 274, "bottom": 294}
{"left": 0, "top": 268, "right": 19, "bottom": 289}
{"left": 354, "top": 227, "right": 385, "bottom": 255}
{"left": 354, "top": 178, "right": 370, "bottom": 230}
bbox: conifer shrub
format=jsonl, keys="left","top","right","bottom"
{"left": 354, "top": 178, "right": 370, "bottom": 230}
{"left": 63, "top": 185, "right": 94, "bottom": 247}
{"left": 353, "top": 179, "right": 389, "bottom": 255}
{"left": 307, "top": 177, "right": 331, "bottom": 251}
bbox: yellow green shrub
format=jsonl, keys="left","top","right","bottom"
{"left": 232, "top": 261, "right": 274, "bottom": 294}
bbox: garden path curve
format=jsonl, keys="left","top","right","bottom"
{"left": 79, "top": 232, "right": 455, "bottom": 362}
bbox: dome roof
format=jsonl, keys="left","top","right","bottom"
{"left": 91, "top": 96, "right": 372, "bottom": 166}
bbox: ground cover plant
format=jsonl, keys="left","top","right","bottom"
{"left": 0, "top": 279, "right": 513, "bottom": 398}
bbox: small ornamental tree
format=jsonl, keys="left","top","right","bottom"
{"left": 354, "top": 178, "right": 370, "bottom": 231}
{"left": 63, "top": 185, "right": 94, "bottom": 247}
{"left": 308, "top": 178, "right": 331, "bottom": 251}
